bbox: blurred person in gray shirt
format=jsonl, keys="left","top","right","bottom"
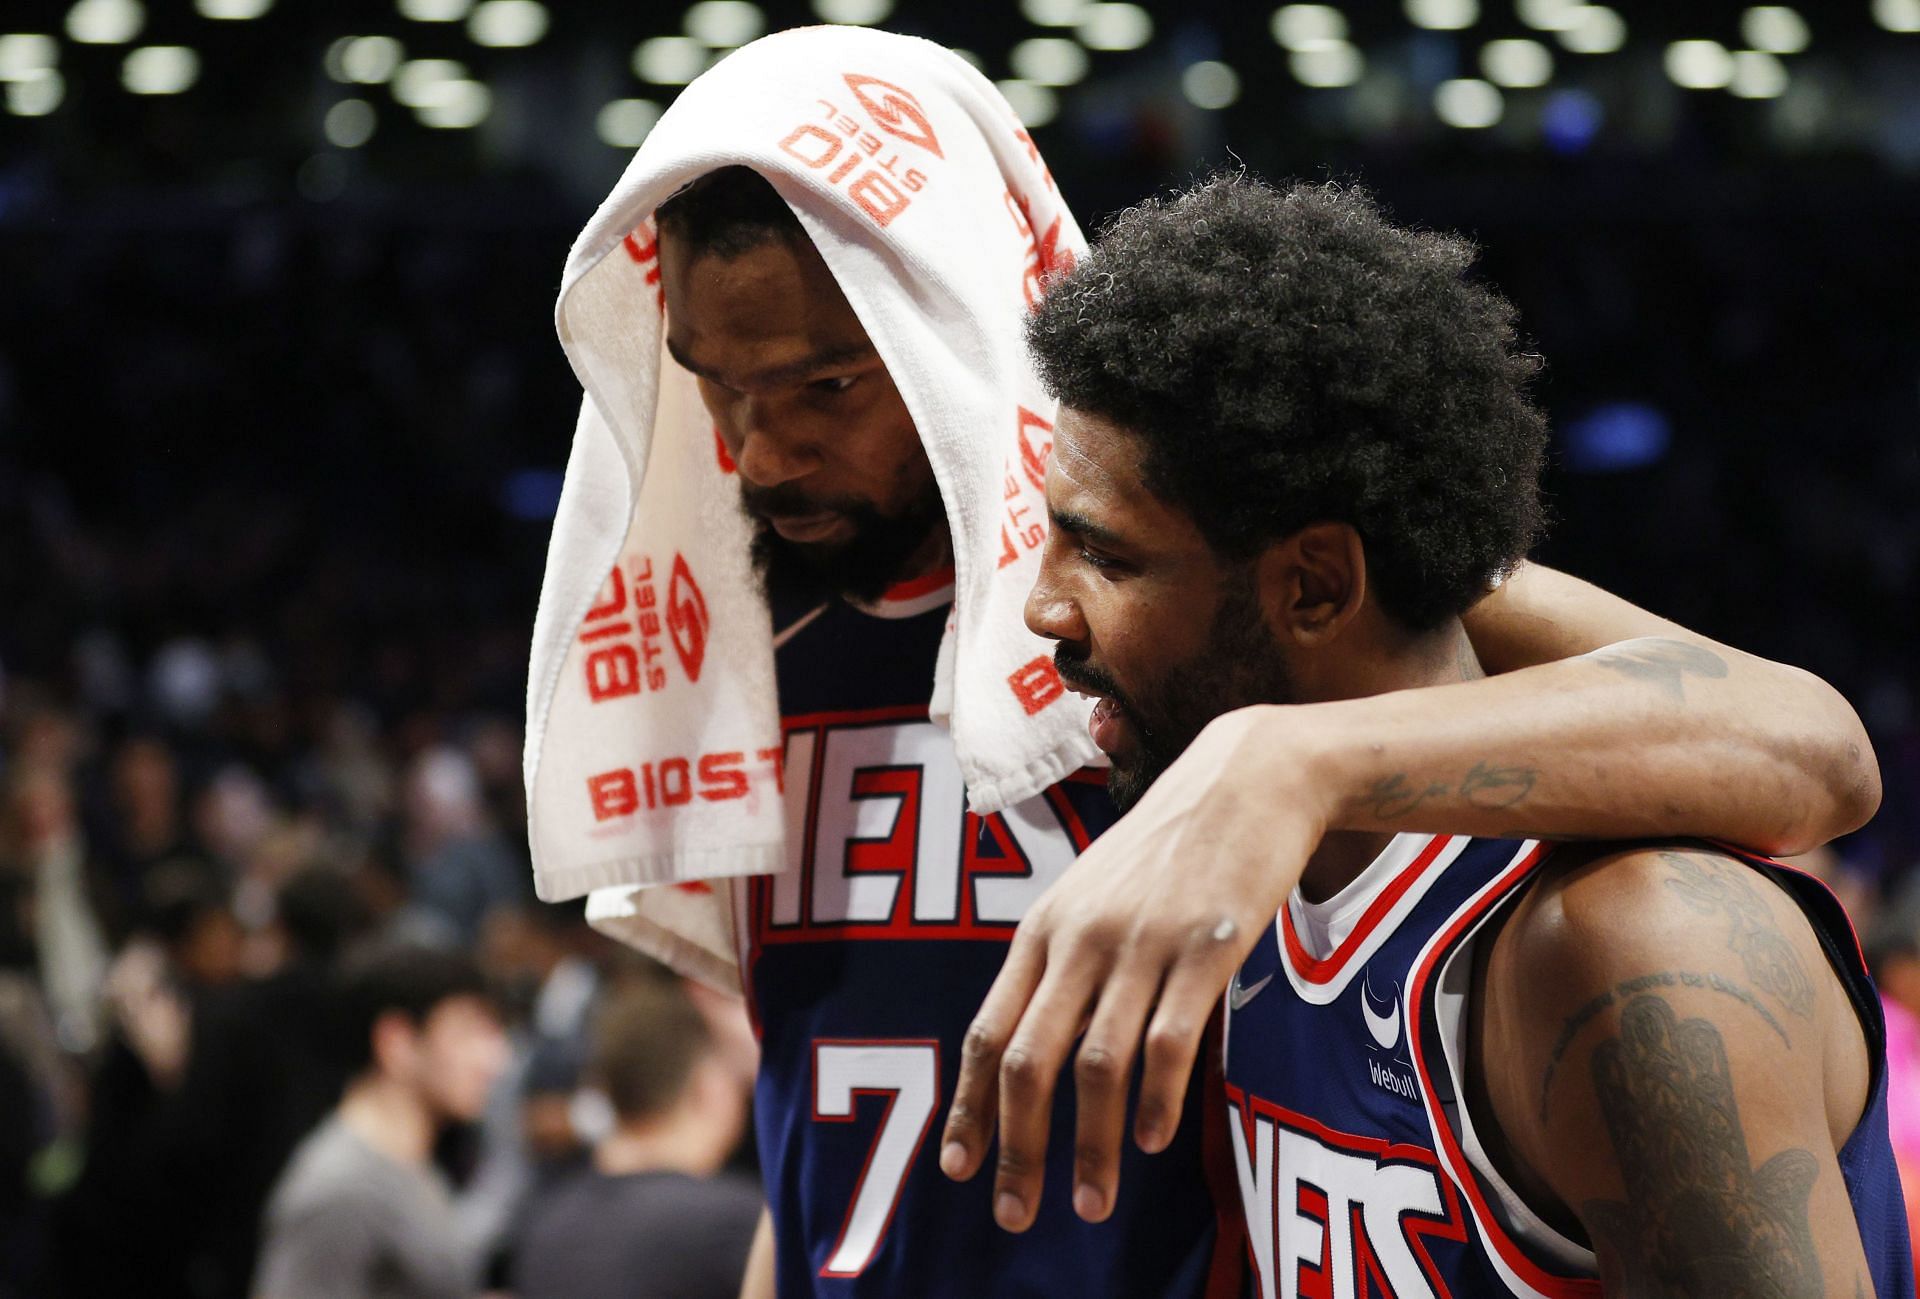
{"left": 254, "top": 944, "right": 507, "bottom": 1299}
{"left": 512, "top": 977, "right": 759, "bottom": 1299}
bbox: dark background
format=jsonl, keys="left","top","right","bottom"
{"left": 0, "top": 3, "right": 1916, "bottom": 1289}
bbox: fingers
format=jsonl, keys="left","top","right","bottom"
{"left": 989, "top": 957, "right": 1104, "bottom": 1233}
{"left": 941, "top": 930, "right": 1046, "bottom": 1184}
{"left": 1132, "top": 953, "right": 1232, "bottom": 1154}
{"left": 1068, "top": 964, "right": 1162, "bottom": 1223}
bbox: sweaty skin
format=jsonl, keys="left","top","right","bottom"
{"left": 938, "top": 407, "right": 1879, "bottom": 1236}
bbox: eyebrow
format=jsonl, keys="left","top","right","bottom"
{"left": 1048, "top": 507, "right": 1128, "bottom": 552}
{"left": 665, "top": 337, "right": 880, "bottom": 389}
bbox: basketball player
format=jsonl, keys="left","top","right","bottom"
{"left": 658, "top": 160, "right": 1881, "bottom": 1298}
{"left": 942, "top": 174, "right": 1909, "bottom": 1295}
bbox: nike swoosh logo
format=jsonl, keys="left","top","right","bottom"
{"left": 772, "top": 603, "right": 829, "bottom": 650}
{"left": 1228, "top": 972, "right": 1274, "bottom": 1012}
{"left": 1363, "top": 986, "right": 1401, "bottom": 1051}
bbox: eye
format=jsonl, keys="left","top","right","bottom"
{"left": 808, "top": 375, "right": 859, "bottom": 395}
{"left": 1077, "top": 545, "right": 1121, "bottom": 572}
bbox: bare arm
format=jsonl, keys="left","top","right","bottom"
{"left": 1452, "top": 562, "right": 1879, "bottom": 851}
{"left": 1482, "top": 845, "right": 1873, "bottom": 1296}
{"left": 736, "top": 1207, "right": 774, "bottom": 1299}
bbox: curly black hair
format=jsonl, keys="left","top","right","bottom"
{"left": 1026, "top": 174, "right": 1548, "bottom": 631}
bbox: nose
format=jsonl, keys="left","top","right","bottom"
{"left": 732, "top": 399, "right": 818, "bottom": 489}
{"left": 1024, "top": 547, "right": 1086, "bottom": 645}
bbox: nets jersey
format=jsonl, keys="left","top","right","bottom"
{"left": 734, "top": 575, "right": 1236, "bottom": 1298}
{"left": 1222, "top": 832, "right": 1915, "bottom": 1299}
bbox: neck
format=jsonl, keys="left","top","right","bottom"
{"left": 594, "top": 1111, "right": 725, "bottom": 1179}
{"left": 1297, "top": 619, "right": 1481, "bottom": 902}
{"left": 338, "top": 1074, "right": 438, "bottom": 1166}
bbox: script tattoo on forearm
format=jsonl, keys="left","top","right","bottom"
{"left": 1538, "top": 969, "right": 1790, "bottom": 1121}
{"left": 1659, "top": 852, "right": 1815, "bottom": 1018}
{"left": 1358, "top": 761, "right": 1538, "bottom": 820}
{"left": 1585, "top": 637, "right": 1730, "bottom": 704}
{"left": 1582, "top": 995, "right": 1823, "bottom": 1298}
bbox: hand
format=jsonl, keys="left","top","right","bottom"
{"left": 937, "top": 706, "right": 1328, "bottom": 1231}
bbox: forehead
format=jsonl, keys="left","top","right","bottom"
{"left": 660, "top": 233, "right": 871, "bottom": 366}
{"left": 1050, "top": 407, "right": 1198, "bottom": 539}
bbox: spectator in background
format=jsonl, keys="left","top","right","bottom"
{"left": 512, "top": 978, "right": 758, "bottom": 1299}
{"left": 401, "top": 747, "right": 524, "bottom": 945}
{"left": 254, "top": 944, "right": 507, "bottom": 1299}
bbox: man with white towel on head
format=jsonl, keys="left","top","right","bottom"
{"left": 523, "top": 26, "right": 1879, "bottom": 1298}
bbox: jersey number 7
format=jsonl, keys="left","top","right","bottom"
{"left": 811, "top": 1040, "right": 943, "bottom": 1277}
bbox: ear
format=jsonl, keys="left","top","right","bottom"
{"left": 368, "top": 1009, "right": 418, "bottom": 1077}
{"left": 1255, "top": 522, "right": 1368, "bottom": 649}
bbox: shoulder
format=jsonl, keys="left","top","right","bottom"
{"left": 1495, "top": 842, "right": 1825, "bottom": 1008}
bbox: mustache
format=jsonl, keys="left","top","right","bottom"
{"left": 1053, "top": 648, "right": 1131, "bottom": 713}
{"left": 739, "top": 483, "right": 868, "bottom": 520}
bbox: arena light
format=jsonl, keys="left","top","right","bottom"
{"left": 1481, "top": 38, "right": 1551, "bottom": 88}
{"left": 414, "top": 77, "right": 489, "bottom": 127}
{"left": 1021, "top": 0, "right": 1088, "bottom": 27}
{"left": 397, "top": 0, "right": 472, "bottom": 21}
{"left": 1516, "top": 0, "right": 1580, "bottom": 30}
{"left": 1010, "top": 37, "right": 1088, "bottom": 86}
{"left": 812, "top": 0, "right": 892, "bottom": 23}
{"left": 1290, "top": 39, "right": 1363, "bottom": 87}
{"left": 1272, "top": 4, "right": 1347, "bottom": 49}
{"left": 5, "top": 68, "right": 62, "bottom": 115}
{"left": 1665, "top": 39, "right": 1734, "bottom": 89}
{"left": 0, "top": 35, "right": 58, "bottom": 80}
{"left": 1434, "top": 77, "right": 1502, "bottom": 127}
{"left": 996, "top": 78, "right": 1059, "bottom": 127}
{"left": 393, "top": 56, "right": 466, "bottom": 105}
{"left": 950, "top": 48, "right": 984, "bottom": 69}
{"left": 685, "top": 1, "right": 763, "bottom": 47}
{"left": 324, "top": 98, "right": 377, "bottom": 147}
{"left": 196, "top": 0, "right": 272, "bottom": 17}
{"left": 1557, "top": 6, "right": 1625, "bottom": 54}
{"left": 1181, "top": 60, "right": 1239, "bottom": 109}
{"left": 468, "top": 0, "right": 547, "bottom": 47}
{"left": 1741, "top": 7, "right": 1808, "bottom": 55}
{"left": 1729, "top": 48, "right": 1788, "bottom": 98}
{"left": 1404, "top": 0, "right": 1477, "bottom": 32}
{"left": 122, "top": 45, "right": 199, "bottom": 94}
{"left": 67, "top": 0, "right": 143, "bottom": 45}
{"left": 597, "top": 97, "right": 662, "bottom": 147}
{"left": 1078, "top": 3, "right": 1152, "bottom": 51}
{"left": 634, "top": 35, "right": 707, "bottom": 84}
{"left": 1876, "top": 0, "right": 1920, "bottom": 32}
{"left": 344, "top": 35, "right": 404, "bottom": 83}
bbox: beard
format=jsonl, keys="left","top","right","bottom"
{"left": 744, "top": 478, "right": 947, "bottom": 605}
{"left": 1056, "top": 567, "right": 1294, "bottom": 813}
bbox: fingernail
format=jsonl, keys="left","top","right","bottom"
{"left": 940, "top": 1142, "right": 966, "bottom": 1177}
{"left": 995, "top": 1191, "right": 1025, "bottom": 1230}
{"left": 1074, "top": 1183, "right": 1104, "bottom": 1221}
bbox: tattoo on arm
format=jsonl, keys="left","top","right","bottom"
{"left": 1585, "top": 637, "right": 1730, "bottom": 704}
{"left": 1659, "top": 852, "right": 1816, "bottom": 1018}
{"left": 1537, "top": 969, "right": 1790, "bottom": 1122}
{"left": 1583, "top": 994, "right": 1823, "bottom": 1298}
{"left": 1358, "top": 762, "right": 1538, "bottom": 821}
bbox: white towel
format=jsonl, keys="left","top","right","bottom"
{"left": 524, "top": 26, "right": 1097, "bottom": 990}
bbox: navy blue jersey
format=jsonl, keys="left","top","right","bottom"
{"left": 1221, "top": 833, "right": 1913, "bottom": 1299}
{"left": 736, "top": 577, "right": 1235, "bottom": 1298}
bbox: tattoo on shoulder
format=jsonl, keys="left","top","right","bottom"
{"left": 1358, "top": 762, "right": 1538, "bottom": 821}
{"left": 1537, "top": 969, "right": 1790, "bottom": 1122}
{"left": 1659, "top": 852, "right": 1816, "bottom": 1019}
{"left": 1583, "top": 994, "right": 1823, "bottom": 1297}
{"left": 1586, "top": 637, "right": 1729, "bottom": 704}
